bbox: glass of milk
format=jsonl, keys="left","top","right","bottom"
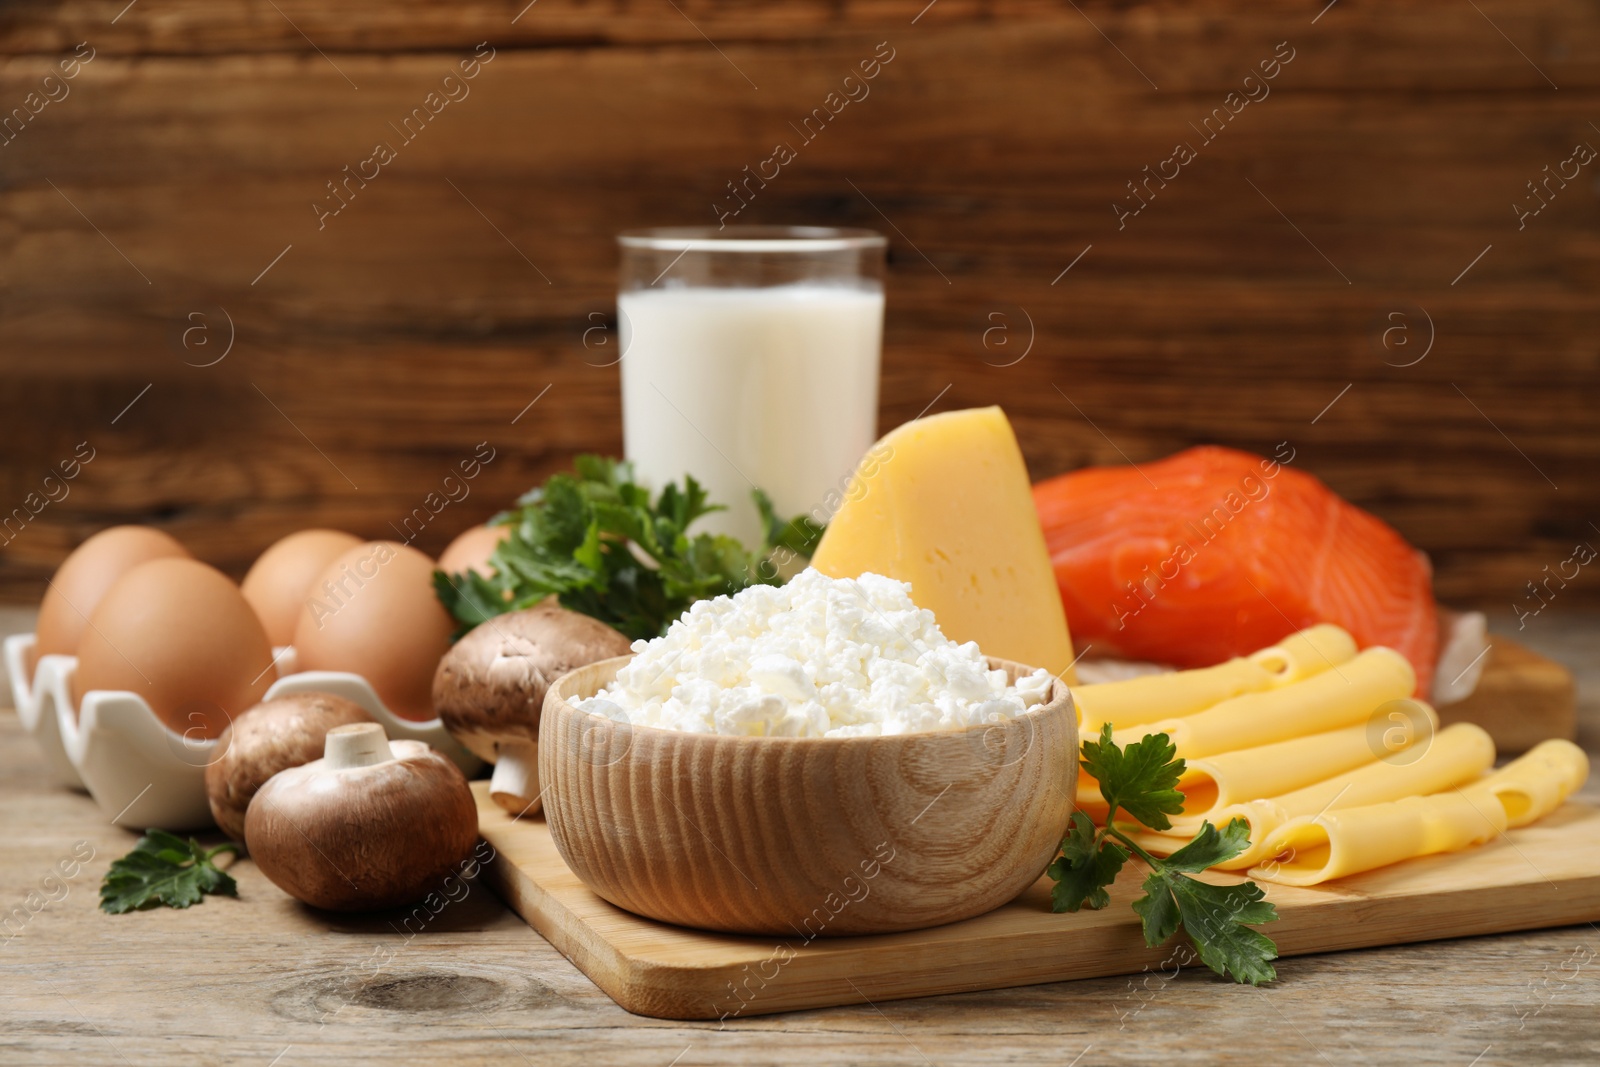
{"left": 617, "top": 226, "right": 886, "bottom": 547}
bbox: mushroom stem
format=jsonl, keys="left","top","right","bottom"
{"left": 490, "top": 739, "right": 541, "bottom": 816}
{"left": 325, "top": 723, "right": 394, "bottom": 769}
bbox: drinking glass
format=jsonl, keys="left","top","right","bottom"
{"left": 616, "top": 226, "right": 886, "bottom": 546}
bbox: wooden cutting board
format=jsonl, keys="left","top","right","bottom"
{"left": 1439, "top": 635, "right": 1576, "bottom": 752}
{"left": 475, "top": 783, "right": 1600, "bottom": 1021}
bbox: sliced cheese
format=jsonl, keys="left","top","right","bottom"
{"left": 1460, "top": 739, "right": 1589, "bottom": 828}
{"left": 1110, "top": 646, "right": 1415, "bottom": 760}
{"left": 1072, "top": 624, "right": 1359, "bottom": 736}
{"left": 810, "top": 406, "right": 1077, "bottom": 680}
{"left": 1167, "top": 703, "right": 1440, "bottom": 830}
{"left": 1248, "top": 790, "right": 1506, "bottom": 886}
{"left": 1073, "top": 625, "right": 1363, "bottom": 818}
{"left": 1074, "top": 657, "right": 1274, "bottom": 737}
{"left": 1127, "top": 722, "right": 1496, "bottom": 870}
{"left": 1234, "top": 738, "right": 1584, "bottom": 887}
{"left": 1249, "top": 624, "right": 1361, "bottom": 686}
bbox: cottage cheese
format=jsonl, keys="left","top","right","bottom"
{"left": 576, "top": 569, "right": 1055, "bottom": 737}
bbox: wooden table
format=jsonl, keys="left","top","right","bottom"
{"left": 4, "top": 610, "right": 1598, "bottom": 1066}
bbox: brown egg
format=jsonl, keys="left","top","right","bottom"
{"left": 437, "top": 523, "right": 510, "bottom": 580}
{"left": 36, "top": 526, "right": 191, "bottom": 660}
{"left": 292, "top": 542, "right": 454, "bottom": 722}
{"left": 74, "top": 558, "right": 276, "bottom": 738}
{"left": 241, "top": 529, "right": 363, "bottom": 645}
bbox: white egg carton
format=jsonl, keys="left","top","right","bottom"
{"left": 4, "top": 632, "right": 481, "bottom": 832}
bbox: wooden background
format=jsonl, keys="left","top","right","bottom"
{"left": 0, "top": 0, "right": 1596, "bottom": 607}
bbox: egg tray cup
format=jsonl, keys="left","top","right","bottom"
{"left": 4, "top": 633, "right": 482, "bottom": 831}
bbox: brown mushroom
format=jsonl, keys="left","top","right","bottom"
{"left": 433, "top": 602, "right": 631, "bottom": 817}
{"left": 245, "top": 722, "right": 478, "bottom": 911}
{"left": 205, "top": 692, "right": 374, "bottom": 844}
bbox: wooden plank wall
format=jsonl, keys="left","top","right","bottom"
{"left": 0, "top": 0, "right": 1596, "bottom": 609}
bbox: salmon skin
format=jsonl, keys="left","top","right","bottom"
{"left": 1033, "top": 446, "right": 1437, "bottom": 696}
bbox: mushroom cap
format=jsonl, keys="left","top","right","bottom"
{"left": 204, "top": 692, "right": 374, "bottom": 844}
{"left": 432, "top": 602, "right": 631, "bottom": 764}
{"left": 245, "top": 731, "right": 478, "bottom": 911}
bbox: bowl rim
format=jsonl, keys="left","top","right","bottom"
{"left": 545, "top": 653, "right": 1075, "bottom": 748}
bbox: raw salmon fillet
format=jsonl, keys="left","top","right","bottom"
{"left": 1033, "top": 446, "right": 1437, "bottom": 696}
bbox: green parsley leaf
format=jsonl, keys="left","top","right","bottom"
{"left": 100, "top": 830, "right": 240, "bottom": 913}
{"left": 1049, "top": 732, "right": 1281, "bottom": 985}
{"left": 1133, "top": 865, "right": 1279, "bottom": 986}
{"left": 1047, "top": 811, "right": 1128, "bottom": 912}
{"left": 433, "top": 457, "right": 824, "bottom": 641}
{"left": 1161, "top": 817, "right": 1254, "bottom": 874}
{"left": 1080, "top": 723, "right": 1186, "bottom": 831}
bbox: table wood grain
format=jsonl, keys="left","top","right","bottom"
{"left": 1, "top": 0, "right": 1596, "bottom": 609}
{"left": 3, "top": 610, "right": 1599, "bottom": 1066}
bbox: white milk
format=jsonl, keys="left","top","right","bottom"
{"left": 619, "top": 285, "right": 883, "bottom": 547}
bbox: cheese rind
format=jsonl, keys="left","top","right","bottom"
{"left": 810, "top": 406, "right": 1077, "bottom": 681}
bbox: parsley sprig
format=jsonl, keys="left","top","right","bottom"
{"left": 1048, "top": 725, "right": 1280, "bottom": 985}
{"left": 100, "top": 830, "right": 240, "bottom": 913}
{"left": 434, "top": 455, "right": 823, "bottom": 641}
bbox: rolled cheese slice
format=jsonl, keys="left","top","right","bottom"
{"left": 1126, "top": 722, "right": 1497, "bottom": 870}
{"left": 1247, "top": 790, "right": 1507, "bottom": 886}
{"left": 1247, "top": 739, "right": 1589, "bottom": 887}
{"left": 1166, "top": 702, "right": 1440, "bottom": 831}
{"left": 1073, "top": 656, "right": 1274, "bottom": 737}
{"left": 1111, "top": 646, "right": 1416, "bottom": 761}
{"left": 1072, "top": 624, "right": 1359, "bottom": 736}
{"left": 1247, "top": 624, "right": 1361, "bottom": 687}
{"left": 1460, "top": 739, "right": 1589, "bottom": 828}
{"left": 1073, "top": 626, "right": 1366, "bottom": 816}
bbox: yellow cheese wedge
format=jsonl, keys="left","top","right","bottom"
{"left": 1248, "top": 790, "right": 1506, "bottom": 886}
{"left": 810, "top": 406, "right": 1077, "bottom": 680}
{"left": 1126, "top": 722, "right": 1496, "bottom": 870}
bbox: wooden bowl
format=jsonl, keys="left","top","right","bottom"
{"left": 539, "top": 655, "right": 1077, "bottom": 936}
